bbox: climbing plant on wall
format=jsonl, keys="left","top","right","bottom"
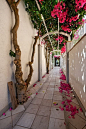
{"left": 6, "top": 0, "right": 39, "bottom": 104}
{"left": 23, "top": 0, "right": 86, "bottom": 53}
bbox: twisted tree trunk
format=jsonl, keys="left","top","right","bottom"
{"left": 47, "top": 51, "right": 50, "bottom": 74}
{"left": 7, "top": 0, "right": 39, "bottom": 103}
{"left": 25, "top": 36, "right": 39, "bottom": 85}
{"left": 44, "top": 46, "right": 50, "bottom": 74}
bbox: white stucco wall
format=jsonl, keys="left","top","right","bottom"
{"left": 0, "top": 0, "right": 13, "bottom": 113}
{"left": 0, "top": 0, "right": 42, "bottom": 113}
{"left": 69, "top": 35, "right": 86, "bottom": 110}
{"left": 42, "top": 45, "right": 46, "bottom": 76}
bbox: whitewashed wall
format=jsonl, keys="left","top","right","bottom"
{"left": 42, "top": 45, "right": 46, "bottom": 76}
{"left": 69, "top": 35, "right": 86, "bottom": 110}
{"left": 61, "top": 53, "right": 66, "bottom": 76}
{"left": 0, "top": 0, "right": 46, "bottom": 113}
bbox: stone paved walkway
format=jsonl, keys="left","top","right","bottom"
{"left": 0, "top": 67, "right": 86, "bottom": 129}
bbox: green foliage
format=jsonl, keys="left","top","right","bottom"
{"left": 23, "top": 0, "right": 86, "bottom": 50}
{"left": 9, "top": 50, "right": 16, "bottom": 57}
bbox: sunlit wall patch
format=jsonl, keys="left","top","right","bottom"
{"left": 83, "top": 84, "right": 86, "bottom": 93}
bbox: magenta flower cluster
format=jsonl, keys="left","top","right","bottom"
{"left": 55, "top": 35, "right": 64, "bottom": 44}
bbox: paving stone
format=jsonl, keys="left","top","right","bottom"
{"left": 24, "top": 98, "right": 32, "bottom": 109}
{"left": 31, "top": 115, "right": 49, "bottom": 129}
{"left": 53, "top": 95, "right": 62, "bottom": 101}
{"left": 72, "top": 98, "right": 79, "bottom": 105}
{"left": 77, "top": 110, "right": 86, "bottom": 120}
{"left": 47, "top": 88, "right": 54, "bottom": 91}
{"left": 25, "top": 104, "right": 39, "bottom": 114}
{"left": 49, "top": 82, "right": 55, "bottom": 85}
{"left": 50, "top": 107, "right": 64, "bottom": 119}
{"left": 41, "top": 86, "right": 48, "bottom": 90}
{"left": 45, "top": 90, "right": 54, "bottom": 95}
{"left": 41, "top": 99, "right": 52, "bottom": 107}
{"left": 53, "top": 91, "right": 61, "bottom": 95}
{"left": 48, "top": 118, "right": 66, "bottom": 129}
{"left": 52, "top": 100, "right": 63, "bottom": 108}
{"left": 29, "top": 88, "right": 36, "bottom": 94}
{"left": 37, "top": 105, "right": 51, "bottom": 116}
{"left": 0, "top": 116, "right": 12, "bottom": 129}
{"left": 12, "top": 111, "right": 24, "bottom": 127}
{"left": 44, "top": 93, "right": 53, "bottom": 100}
{"left": 38, "top": 89, "right": 46, "bottom": 94}
{"left": 67, "top": 123, "right": 77, "bottom": 129}
{"left": 68, "top": 114, "right": 86, "bottom": 129}
{"left": 33, "top": 86, "right": 40, "bottom": 92}
{"left": 31, "top": 98, "right": 42, "bottom": 105}
{"left": 31, "top": 94, "right": 36, "bottom": 99}
{"left": 35, "top": 93, "right": 45, "bottom": 98}
{"left": 17, "top": 113, "right": 35, "bottom": 128}
{"left": 54, "top": 88, "right": 59, "bottom": 91}
{"left": 13, "top": 126, "right": 28, "bottom": 129}
{"left": 12, "top": 105, "right": 25, "bottom": 115}
{"left": 0, "top": 110, "right": 11, "bottom": 120}
{"left": 49, "top": 85, "right": 55, "bottom": 88}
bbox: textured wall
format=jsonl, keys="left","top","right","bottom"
{"left": 69, "top": 35, "right": 86, "bottom": 110}
{"left": 0, "top": 0, "right": 46, "bottom": 112}
{"left": 0, "top": 0, "right": 13, "bottom": 113}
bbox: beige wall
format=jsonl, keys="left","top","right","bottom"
{"left": 0, "top": 0, "right": 46, "bottom": 112}
{"left": 69, "top": 35, "right": 86, "bottom": 110}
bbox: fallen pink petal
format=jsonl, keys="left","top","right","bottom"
{"left": 3, "top": 113, "right": 6, "bottom": 116}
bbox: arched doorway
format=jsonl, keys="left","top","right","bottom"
{"left": 54, "top": 55, "right": 60, "bottom": 67}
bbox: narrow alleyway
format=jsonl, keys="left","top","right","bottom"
{"left": 13, "top": 67, "right": 66, "bottom": 129}
{"left": 0, "top": 67, "right": 86, "bottom": 129}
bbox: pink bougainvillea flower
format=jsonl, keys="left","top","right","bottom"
{"left": 51, "top": 1, "right": 68, "bottom": 23}
{"left": 75, "top": 0, "right": 86, "bottom": 12}
{"left": 61, "top": 45, "right": 66, "bottom": 54}
{"left": 59, "top": 106, "right": 64, "bottom": 110}
{"left": 60, "top": 73, "right": 66, "bottom": 80}
{"left": 64, "top": 122, "right": 66, "bottom": 125}
{"left": 42, "top": 75, "right": 45, "bottom": 78}
{"left": 3, "top": 113, "right": 6, "bottom": 116}
{"left": 72, "top": 116, "right": 75, "bottom": 119}
{"left": 66, "top": 99, "right": 72, "bottom": 104}
{"left": 28, "top": 96, "right": 30, "bottom": 98}
{"left": 61, "top": 108, "right": 64, "bottom": 111}
{"left": 84, "top": 3, "right": 86, "bottom": 10}
{"left": 36, "top": 93, "right": 38, "bottom": 95}
{"left": 9, "top": 107, "right": 12, "bottom": 111}
{"left": 39, "top": 0, "right": 43, "bottom": 4}
{"left": 80, "top": 108, "right": 83, "bottom": 112}
{"left": 68, "top": 116, "right": 71, "bottom": 118}
{"left": 61, "top": 25, "right": 71, "bottom": 32}
{"left": 62, "top": 101, "right": 65, "bottom": 104}
{"left": 33, "top": 83, "right": 37, "bottom": 87}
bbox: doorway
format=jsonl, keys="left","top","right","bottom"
{"left": 55, "top": 58, "right": 60, "bottom": 66}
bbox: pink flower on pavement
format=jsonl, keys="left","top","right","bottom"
{"left": 33, "top": 84, "right": 37, "bottom": 87}
{"left": 62, "top": 101, "right": 65, "bottom": 104}
{"left": 80, "top": 108, "right": 83, "bottom": 112}
{"left": 3, "top": 113, "right": 6, "bottom": 116}
{"left": 68, "top": 116, "right": 71, "bottom": 118}
{"left": 9, "top": 107, "right": 12, "bottom": 111}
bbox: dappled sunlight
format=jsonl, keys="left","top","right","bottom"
{"left": 61, "top": 34, "right": 86, "bottom": 111}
